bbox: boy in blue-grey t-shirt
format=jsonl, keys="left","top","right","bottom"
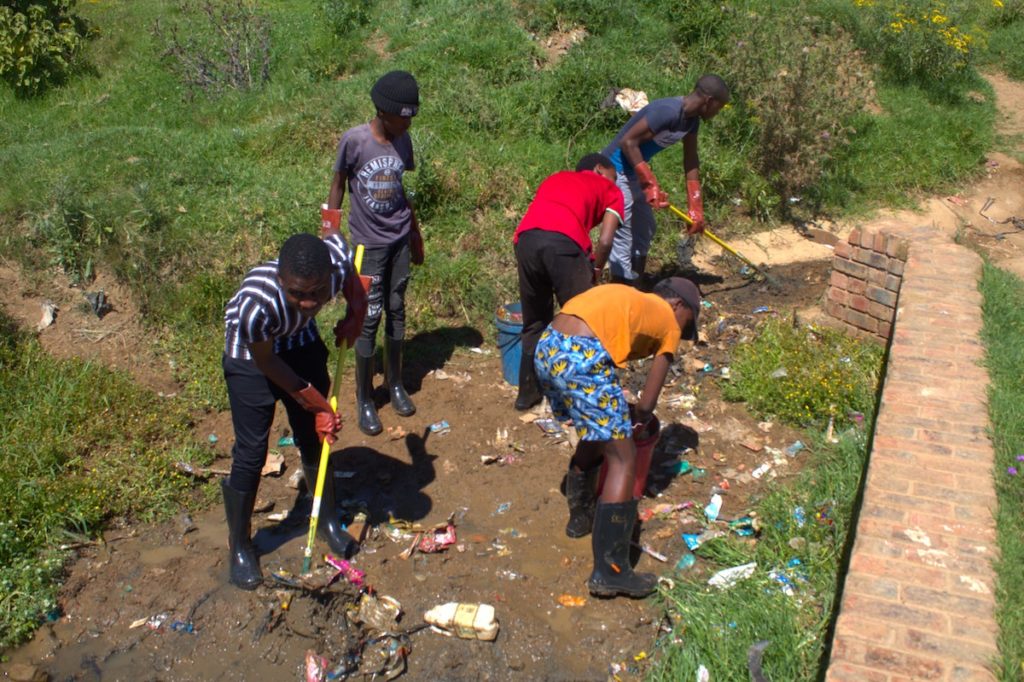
{"left": 324, "top": 71, "right": 422, "bottom": 436}
{"left": 601, "top": 74, "right": 730, "bottom": 285}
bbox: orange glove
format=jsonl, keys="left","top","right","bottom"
{"left": 291, "top": 384, "right": 340, "bottom": 444}
{"left": 321, "top": 204, "right": 341, "bottom": 236}
{"left": 634, "top": 162, "right": 668, "bottom": 209}
{"left": 334, "top": 272, "right": 371, "bottom": 348}
{"left": 686, "top": 179, "right": 705, "bottom": 235}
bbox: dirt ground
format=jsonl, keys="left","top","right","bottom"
{"left": 1, "top": 73, "right": 1022, "bottom": 682}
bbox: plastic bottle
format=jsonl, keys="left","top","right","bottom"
{"left": 423, "top": 602, "right": 499, "bottom": 641}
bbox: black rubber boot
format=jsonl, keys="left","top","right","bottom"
{"left": 221, "top": 479, "right": 262, "bottom": 590}
{"left": 301, "top": 459, "right": 358, "bottom": 559}
{"left": 587, "top": 499, "right": 657, "bottom": 598}
{"left": 385, "top": 337, "right": 416, "bottom": 417}
{"left": 355, "top": 350, "right": 383, "bottom": 436}
{"left": 565, "top": 467, "right": 596, "bottom": 538}
{"left": 514, "top": 355, "right": 542, "bottom": 411}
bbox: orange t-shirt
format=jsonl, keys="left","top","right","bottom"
{"left": 560, "top": 284, "right": 681, "bottom": 367}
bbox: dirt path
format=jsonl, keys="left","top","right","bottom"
{"left": 2, "top": 73, "right": 1021, "bottom": 682}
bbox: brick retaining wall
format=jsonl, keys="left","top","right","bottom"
{"left": 826, "top": 229, "right": 910, "bottom": 342}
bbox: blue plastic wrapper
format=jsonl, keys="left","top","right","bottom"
{"left": 682, "top": 533, "right": 702, "bottom": 551}
{"left": 676, "top": 552, "right": 697, "bottom": 570}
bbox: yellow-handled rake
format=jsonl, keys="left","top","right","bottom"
{"left": 302, "top": 243, "right": 365, "bottom": 576}
{"left": 667, "top": 204, "right": 779, "bottom": 288}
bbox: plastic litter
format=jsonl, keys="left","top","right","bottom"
{"left": 662, "top": 460, "right": 692, "bottom": 475}
{"left": 753, "top": 305, "right": 770, "bottom": 314}
{"left": 325, "top": 554, "right": 365, "bottom": 587}
{"left": 493, "top": 502, "right": 511, "bottom": 515}
{"left": 697, "top": 664, "right": 710, "bottom": 682}
{"left": 85, "top": 290, "right": 112, "bottom": 318}
{"left": 424, "top": 602, "right": 499, "bottom": 641}
{"left": 751, "top": 463, "right": 771, "bottom": 479}
{"left": 704, "top": 494, "right": 723, "bottom": 521}
{"left": 708, "top": 562, "right": 757, "bottom": 589}
{"left": 557, "top": 594, "right": 587, "bottom": 607}
{"left": 770, "top": 366, "right": 788, "bottom": 379}
{"left": 418, "top": 524, "right": 457, "bottom": 553}
{"left": 170, "top": 620, "right": 195, "bottom": 633}
{"left": 429, "top": 420, "right": 451, "bottom": 435}
{"left": 676, "top": 552, "right": 697, "bottom": 571}
{"left": 355, "top": 593, "right": 403, "bottom": 632}
{"left": 207, "top": 433, "right": 218, "bottom": 444}
{"left": 728, "top": 516, "right": 759, "bottom": 537}
{"left": 785, "top": 440, "right": 805, "bottom": 457}
{"left": 692, "top": 467, "right": 708, "bottom": 481}
{"left": 534, "top": 418, "right": 563, "bottom": 436}
{"left": 748, "top": 640, "right": 771, "bottom": 682}
{"left": 632, "top": 542, "right": 667, "bottom": 562}
{"left": 769, "top": 569, "right": 796, "bottom": 596}
{"left": 496, "top": 569, "right": 524, "bottom": 580}
{"left": 793, "top": 506, "right": 806, "bottom": 528}
{"left": 277, "top": 435, "right": 295, "bottom": 447}
{"left": 305, "top": 650, "right": 328, "bottom": 682}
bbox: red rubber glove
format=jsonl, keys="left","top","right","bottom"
{"left": 321, "top": 204, "right": 341, "bottom": 236}
{"left": 634, "top": 162, "right": 668, "bottom": 209}
{"left": 686, "top": 179, "right": 705, "bottom": 235}
{"left": 334, "top": 273, "right": 371, "bottom": 348}
{"left": 291, "top": 384, "right": 340, "bottom": 444}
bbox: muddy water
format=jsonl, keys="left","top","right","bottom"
{"left": 4, "top": 261, "right": 829, "bottom": 681}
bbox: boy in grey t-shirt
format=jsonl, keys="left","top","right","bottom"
{"left": 324, "top": 71, "right": 422, "bottom": 436}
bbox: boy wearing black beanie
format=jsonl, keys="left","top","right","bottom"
{"left": 324, "top": 71, "right": 422, "bottom": 436}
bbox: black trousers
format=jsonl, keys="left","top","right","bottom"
{"left": 356, "top": 235, "right": 412, "bottom": 358}
{"left": 223, "top": 339, "right": 330, "bottom": 494}
{"left": 514, "top": 229, "right": 594, "bottom": 388}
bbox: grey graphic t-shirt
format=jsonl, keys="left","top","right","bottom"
{"left": 333, "top": 123, "right": 415, "bottom": 246}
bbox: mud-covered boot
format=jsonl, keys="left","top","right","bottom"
{"left": 587, "top": 499, "right": 657, "bottom": 598}
{"left": 565, "top": 467, "right": 596, "bottom": 538}
{"left": 514, "top": 355, "right": 542, "bottom": 411}
{"left": 385, "top": 337, "right": 416, "bottom": 417}
{"left": 355, "top": 350, "right": 382, "bottom": 435}
{"left": 301, "top": 459, "right": 358, "bottom": 559}
{"left": 221, "top": 479, "right": 262, "bottom": 590}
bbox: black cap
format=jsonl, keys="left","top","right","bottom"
{"left": 371, "top": 71, "right": 419, "bottom": 117}
{"left": 661, "top": 276, "right": 701, "bottom": 341}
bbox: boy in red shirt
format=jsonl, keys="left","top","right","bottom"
{"left": 511, "top": 153, "right": 624, "bottom": 411}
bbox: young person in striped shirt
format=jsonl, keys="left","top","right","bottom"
{"left": 220, "top": 230, "right": 366, "bottom": 590}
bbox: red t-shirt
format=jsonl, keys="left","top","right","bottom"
{"left": 512, "top": 170, "right": 625, "bottom": 255}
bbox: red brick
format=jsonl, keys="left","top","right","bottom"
{"left": 845, "top": 309, "right": 878, "bottom": 332}
{"left": 836, "top": 614, "right": 898, "bottom": 646}
{"left": 888, "top": 258, "right": 906, "bottom": 276}
{"left": 948, "top": 614, "right": 1000, "bottom": 644}
{"left": 886, "top": 235, "right": 911, "bottom": 259}
{"left": 834, "top": 240, "right": 853, "bottom": 258}
{"left": 869, "top": 301, "right": 894, "bottom": 321}
{"left": 853, "top": 246, "right": 874, "bottom": 265}
{"left": 948, "top": 664, "right": 998, "bottom": 681}
{"left": 836, "top": 258, "right": 870, "bottom": 279}
{"left": 846, "top": 276, "right": 867, "bottom": 295}
{"left": 849, "top": 294, "right": 870, "bottom": 313}
{"left": 866, "top": 284, "right": 899, "bottom": 307}
{"left": 863, "top": 644, "right": 945, "bottom": 679}
{"left": 874, "top": 232, "right": 887, "bottom": 252}
{"left": 825, "top": 300, "right": 846, "bottom": 319}
{"left": 845, "top": 573, "right": 900, "bottom": 600}
{"left": 841, "top": 594, "right": 947, "bottom": 631}
{"left": 867, "top": 266, "right": 888, "bottom": 287}
{"left": 885, "top": 273, "right": 903, "bottom": 292}
{"left": 848, "top": 228, "right": 861, "bottom": 246}
{"left": 899, "top": 627, "right": 996, "bottom": 661}
{"left": 878, "top": 321, "right": 892, "bottom": 338}
{"left": 829, "top": 287, "right": 849, "bottom": 305}
{"left": 860, "top": 230, "right": 876, "bottom": 249}
{"left": 825, "top": 661, "right": 890, "bottom": 682}
{"left": 830, "top": 271, "right": 849, "bottom": 289}
{"left": 900, "top": 586, "right": 993, "bottom": 615}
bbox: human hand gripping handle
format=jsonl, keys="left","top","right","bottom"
{"left": 634, "top": 162, "right": 669, "bottom": 209}
{"left": 685, "top": 179, "right": 705, "bottom": 235}
{"left": 291, "top": 384, "right": 341, "bottom": 444}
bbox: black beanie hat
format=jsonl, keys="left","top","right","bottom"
{"left": 371, "top": 71, "right": 419, "bottom": 117}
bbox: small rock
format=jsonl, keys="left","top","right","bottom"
{"left": 6, "top": 663, "right": 48, "bottom": 682}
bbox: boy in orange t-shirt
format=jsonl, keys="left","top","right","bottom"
{"left": 534, "top": 278, "right": 700, "bottom": 597}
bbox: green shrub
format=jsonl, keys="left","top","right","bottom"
{"left": 0, "top": 0, "right": 86, "bottom": 97}
{"left": 153, "top": 0, "right": 271, "bottom": 99}
{"left": 722, "top": 317, "right": 884, "bottom": 427}
{"left": 715, "top": 12, "right": 871, "bottom": 215}
{"left": 320, "top": 0, "right": 372, "bottom": 36}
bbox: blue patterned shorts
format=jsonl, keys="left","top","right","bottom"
{"left": 533, "top": 327, "right": 631, "bottom": 441}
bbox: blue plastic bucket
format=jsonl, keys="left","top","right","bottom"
{"left": 494, "top": 302, "right": 523, "bottom": 386}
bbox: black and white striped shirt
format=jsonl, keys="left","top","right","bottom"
{"left": 223, "top": 233, "right": 353, "bottom": 360}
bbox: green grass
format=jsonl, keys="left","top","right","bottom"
{"left": 0, "top": 309, "right": 213, "bottom": 648}
{"left": 652, "top": 316, "right": 884, "bottom": 680}
{"left": 652, "top": 430, "right": 873, "bottom": 681}
{"left": 979, "top": 263, "right": 1024, "bottom": 681}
